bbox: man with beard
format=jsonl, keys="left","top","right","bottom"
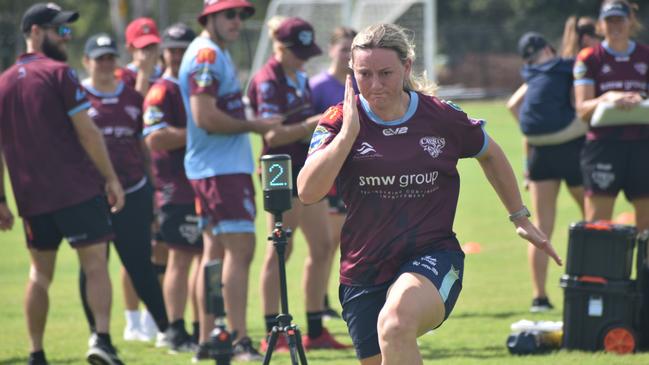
{"left": 0, "top": 3, "right": 125, "bottom": 365}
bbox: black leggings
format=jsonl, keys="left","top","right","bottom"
{"left": 79, "top": 182, "right": 169, "bottom": 333}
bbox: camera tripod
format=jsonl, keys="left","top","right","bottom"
{"left": 262, "top": 213, "right": 308, "bottom": 365}
{"left": 205, "top": 260, "right": 233, "bottom": 365}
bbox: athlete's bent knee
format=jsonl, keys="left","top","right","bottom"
{"left": 29, "top": 266, "right": 51, "bottom": 291}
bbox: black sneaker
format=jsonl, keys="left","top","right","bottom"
{"left": 86, "top": 335, "right": 124, "bottom": 365}
{"left": 191, "top": 342, "right": 211, "bottom": 363}
{"left": 168, "top": 327, "right": 198, "bottom": 353}
{"left": 28, "top": 350, "right": 48, "bottom": 365}
{"left": 322, "top": 307, "right": 342, "bottom": 320}
{"left": 530, "top": 297, "right": 554, "bottom": 313}
{"left": 232, "top": 337, "right": 263, "bottom": 362}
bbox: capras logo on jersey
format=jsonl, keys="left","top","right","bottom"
{"left": 420, "top": 136, "right": 445, "bottom": 158}
{"left": 382, "top": 127, "right": 408, "bottom": 136}
{"left": 359, "top": 171, "right": 439, "bottom": 188}
{"left": 635, "top": 62, "right": 647, "bottom": 75}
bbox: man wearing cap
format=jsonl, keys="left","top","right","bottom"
{"left": 0, "top": 3, "right": 124, "bottom": 365}
{"left": 507, "top": 31, "right": 586, "bottom": 313}
{"left": 178, "top": 0, "right": 283, "bottom": 361}
{"left": 143, "top": 22, "right": 202, "bottom": 353}
{"left": 248, "top": 15, "right": 351, "bottom": 352}
{"left": 117, "top": 17, "right": 163, "bottom": 96}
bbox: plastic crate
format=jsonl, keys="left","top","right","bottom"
{"left": 566, "top": 221, "right": 636, "bottom": 280}
{"left": 561, "top": 275, "right": 641, "bottom": 352}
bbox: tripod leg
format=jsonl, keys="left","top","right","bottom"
{"left": 286, "top": 329, "right": 300, "bottom": 365}
{"left": 262, "top": 329, "right": 279, "bottom": 365}
{"left": 294, "top": 327, "right": 308, "bottom": 364}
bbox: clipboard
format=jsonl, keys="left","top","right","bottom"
{"left": 590, "top": 99, "right": 649, "bottom": 127}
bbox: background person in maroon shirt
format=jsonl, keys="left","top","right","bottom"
{"left": 0, "top": 3, "right": 125, "bottom": 365}
{"left": 143, "top": 22, "right": 201, "bottom": 352}
{"left": 574, "top": 0, "right": 649, "bottom": 234}
{"left": 248, "top": 16, "right": 349, "bottom": 351}
{"left": 78, "top": 32, "right": 172, "bottom": 348}
{"left": 115, "top": 17, "right": 163, "bottom": 96}
{"left": 298, "top": 23, "right": 561, "bottom": 364}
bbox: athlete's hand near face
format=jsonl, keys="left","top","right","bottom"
{"left": 341, "top": 75, "right": 360, "bottom": 139}
{"left": 133, "top": 46, "right": 158, "bottom": 76}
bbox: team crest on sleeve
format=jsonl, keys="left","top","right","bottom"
{"left": 194, "top": 66, "right": 214, "bottom": 88}
{"left": 145, "top": 84, "right": 166, "bottom": 105}
{"left": 573, "top": 60, "right": 587, "bottom": 79}
{"left": 196, "top": 48, "right": 216, "bottom": 64}
{"left": 260, "top": 81, "right": 276, "bottom": 99}
{"left": 442, "top": 100, "right": 463, "bottom": 112}
{"left": 144, "top": 106, "right": 164, "bottom": 125}
{"left": 308, "top": 126, "right": 331, "bottom": 154}
{"left": 323, "top": 106, "right": 343, "bottom": 122}
{"left": 420, "top": 136, "right": 446, "bottom": 158}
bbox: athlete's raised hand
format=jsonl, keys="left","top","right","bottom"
{"left": 342, "top": 75, "right": 360, "bottom": 138}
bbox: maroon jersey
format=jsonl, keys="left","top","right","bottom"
{"left": 307, "top": 92, "right": 487, "bottom": 286}
{"left": 0, "top": 53, "right": 102, "bottom": 217}
{"left": 143, "top": 76, "right": 195, "bottom": 206}
{"left": 248, "top": 57, "right": 316, "bottom": 167}
{"left": 573, "top": 41, "right": 649, "bottom": 140}
{"left": 82, "top": 80, "right": 146, "bottom": 190}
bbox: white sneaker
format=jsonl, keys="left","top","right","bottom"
{"left": 123, "top": 326, "right": 150, "bottom": 342}
{"left": 139, "top": 310, "right": 158, "bottom": 341}
{"left": 156, "top": 331, "right": 170, "bottom": 348}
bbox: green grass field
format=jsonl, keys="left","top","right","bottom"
{"left": 0, "top": 100, "right": 644, "bottom": 364}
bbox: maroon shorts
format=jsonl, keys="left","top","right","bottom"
{"left": 190, "top": 174, "right": 256, "bottom": 235}
{"left": 23, "top": 195, "right": 114, "bottom": 251}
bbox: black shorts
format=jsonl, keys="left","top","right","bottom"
{"left": 527, "top": 137, "right": 584, "bottom": 186}
{"left": 581, "top": 139, "right": 649, "bottom": 200}
{"left": 327, "top": 194, "right": 347, "bottom": 214}
{"left": 23, "top": 196, "right": 113, "bottom": 250}
{"left": 158, "top": 203, "right": 203, "bottom": 252}
{"left": 339, "top": 250, "right": 464, "bottom": 359}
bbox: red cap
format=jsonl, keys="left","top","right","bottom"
{"left": 275, "top": 17, "right": 322, "bottom": 61}
{"left": 125, "top": 17, "right": 161, "bottom": 49}
{"left": 198, "top": 0, "right": 255, "bottom": 26}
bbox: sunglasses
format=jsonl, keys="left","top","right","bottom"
{"left": 43, "top": 24, "right": 72, "bottom": 38}
{"left": 224, "top": 9, "right": 252, "bottom": 21}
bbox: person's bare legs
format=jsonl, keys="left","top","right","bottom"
{"left": 25, "top": 249, "right": 57, "bottom": 352}
{"left": 189, "top": 255, "right": 200, "bottom": 327}
{"left": 528, "top": 180, "right": 560, "bottom": 299}
{"left": 220, "top": 233, "right": 256, "bottom": 339}
{"left": 77, "top": 243, "right": 112, "bottom": 334}
{"left": 121, "top": 268, "right": 139, "bottom": 311}
{"left": 197, "top": 231, "right": 223, "bottom": 343}
{"left": 163, "top": 248, "right": 195, "bottom": 321}
{"left": 585, "top": 194, "right": 616, "bottom": 222}
{"left": 377, "top": 273, "right": 445, "bottom": 365}
{"left": 299, "top": 200, "right": 335, "bottom": 313}
{"left": 632, "top": 198, "right": 649, "bottom": 261}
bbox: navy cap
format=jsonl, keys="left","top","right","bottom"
{"left": 162, "top": 23, "right": 196, "bottom": 49}
{"left": 600, "top": 1, "right": 630, "bottom": 19}
{"left": 84, "top": 33, "right": 118, "bottom": 59}
{"left": 518, "top": 32, "right": 548, "bottom": 60}
{"left": 21, "top": 2, "right": 79, "bottom": 33}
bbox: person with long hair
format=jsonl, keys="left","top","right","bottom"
{"left": 506, "top": 15, "right": 600, "bottom": 312}
{"left": 248, "top": 16, "right": 349, "bottom": 352}
{"left": 298, "top": 23, "right": 561, "bottom": 364}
